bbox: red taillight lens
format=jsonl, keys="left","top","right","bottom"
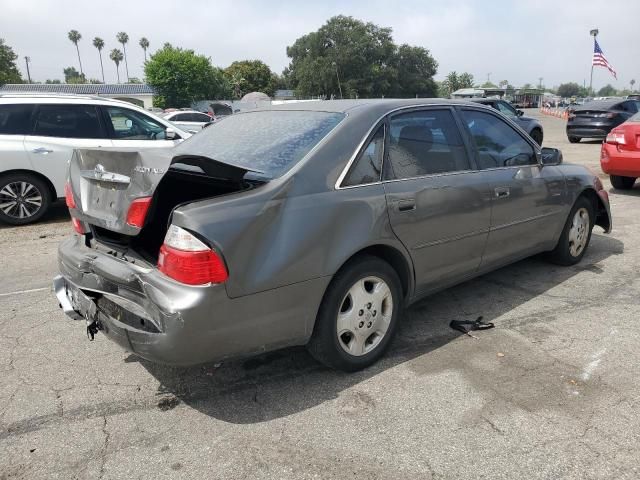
{"left": 71, "top": 217, "right": 85, "bottom": 234}
{"left": 64, "top": 182, "right": 76, "bottom": 209}
{"left": 126, "top": 197, "right": 152, "bottom": 228}
{"left": 605, "top": 131, "right": 626, "bottom": 145}
{"left": 157, "top": 225, "right": 228, "bottom": 285}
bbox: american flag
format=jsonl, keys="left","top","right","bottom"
{"left": 593, "top": 39, "right": 617, "bottom": 79}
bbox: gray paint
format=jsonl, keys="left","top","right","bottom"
{"left": 55, "top": 99, "right": 612, "bottom": 366}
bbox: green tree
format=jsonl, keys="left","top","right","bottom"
{"left": 144, "top": 43, "right": 229, "bottom": 108}
{"left": 224, "top": 60, "right": 277, "bottom": 97}
{"left": 440, "top": 71, "right": 474, "bottom": 97}
{"left": 109, "top": 49, "right": 124, "bottom": 83}
{"left": 139, "top": 37, "right": 150, "bottom": 62}
{"left": 481, "top": 81, "right": 497, "bottom": 88}
{"left": 557, "top": 82, "right": 580, "bottom": 98}
{"left": 630, "top": 79, "right": 636, "bottom": 92}
{"left": 45, "top": 79, "right": 62, "bottom": 84}
{"left": 458, "top": 72, "right": 474, "bottom": 89}
{"left": 389, "top": 44, "right": 438, "bottom": 97}
{"left": 63, "top": 66, "right": 85, "bottom": 83}
{"left": 522, "top": 83, "right": 532, "bottom": 90}
{"left": 0, "top": 39, "right": 22, "bottom": 85}
{"left": 286, "top": 15, "right": 430, "bottom": 98}
{"left": 67, "top": 30, "right": 83, "bottom": 76}
{"left": 597, "top": 84, "right": 617, "bottom": 96}
{"left": 116, "top": 32, "right": 130, "bottom": 81}
{"left": 92, "top": 37, "right": 105, "bottom": 83}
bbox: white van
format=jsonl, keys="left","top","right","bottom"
{"left": 0, "top": 94, "right": 190, "bottom": 225}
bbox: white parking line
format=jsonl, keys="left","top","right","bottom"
{"left": 0, "top": 287, "right": 49, "bottom": 298}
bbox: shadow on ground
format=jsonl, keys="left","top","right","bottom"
{"left": 0, "top": 201, "right": 69, "bottom": 230}
{"left": 132, "top": 233, "right": 624, "bottom": 424}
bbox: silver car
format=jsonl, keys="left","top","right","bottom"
{"left": 162, "top": 110, "right": 213, "bottom": 133}
{"left": 54, "top": 99, "right": 612, "bottom": 371}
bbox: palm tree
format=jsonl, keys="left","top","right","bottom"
{"left": 109, "top": 48, "right": 124, "bottom": 83}
{"left": 631, "top": 79, "right": 636, "bottom": 93}
{"left": 67, "top": 30, "right": 83, "bottom": 76}
{"left": 139, "top": 37, "right": 150, "bottom": 62}
{"left": 92, "top": 37, "right": 105, "bottom": 83}
{"left": 116, "top": 32, "right": 130, "bottom": 82}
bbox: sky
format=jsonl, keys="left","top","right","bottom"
{"left": 1, "top": 0, "right": 638, "bottom": 91}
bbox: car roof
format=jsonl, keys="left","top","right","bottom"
{"left": 574, "top": 99, "right": 626, "bottom": 110}
{"left": 470, "top": 98, "right": 501, "bottom": 103}
{"left": 249, "top": 98, "right": 483, "bottom": 114}
{"left": 0, "top": 93, "right": 143, "bottom": 108}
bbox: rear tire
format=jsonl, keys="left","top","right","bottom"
{"left": 568, "top": 136, "right": 580, "bottom": 143}
{"left": 530, "top": 128, "right": 543, "bottom": 145}
{"left": 307, "top": 255, "right": 402, "bottom": 372}
{"left": 548, "top": 197, "right": 594, "bottom": 266}
{"left": 0, "top": 173, "right": 51, "bottom": 225}
{"left": 610, "top": 175, "right": 636, "bottom": 190}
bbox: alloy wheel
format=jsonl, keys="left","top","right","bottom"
{"left": 0, "top": 181, "right": 43, "bottom": 220}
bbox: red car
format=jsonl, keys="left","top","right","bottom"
{"left": 601, "top": 113, "right": 640, "bottom": 189}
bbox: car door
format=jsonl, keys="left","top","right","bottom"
{"left": 102, "top": 105, "right": 181, "bottom": 150}
{"left": 24, "top": 104, "right": 112, "bottom": 197}
{"left": 0, "top": 104, "right": 33, "bottom": 176}
{"left": 383, "top": 107, "right": 492, "bottom": 294}
{"left": 458, "top": 107, "right": 566, "bottom": 267}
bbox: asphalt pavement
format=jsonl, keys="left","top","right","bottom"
{"left": 1, "top": 110, "right": 639, "bottom": 479}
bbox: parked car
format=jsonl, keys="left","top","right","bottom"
{"left": 54, "top": 99, "right": 611, "bottom": 371}
{"left": 566, "top": 99, "right": 640, "bottom": 143}
{"left": 471, "top": 98, "right": 544, "bottom": 144}
{"left": 0, "top": 94, "right": 190, "bottom": 225}
{"left": 600, "top": 112, "right": 640, "bottom": 189}
{"left": 162, "top": 110, "right": 213, "bottom": 133}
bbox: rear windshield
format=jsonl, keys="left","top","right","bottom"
{"left": 174, "top": 110, "right": 345, "bottom": 177}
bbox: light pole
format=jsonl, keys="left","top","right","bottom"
{"left": 538, "top": 77, "right": 543, "bottom": 89}
{"left": 589, "top": 28, "right": 599, "bottom": 95}
{"left": 24, "top": 56, "right": 31, "bottom": 84}
{"left": 332, "top": 61, "right": 343, "bottom": 99}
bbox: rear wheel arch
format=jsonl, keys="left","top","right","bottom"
{"left": 0, "top": 169, "right": 58, "bottom": 200}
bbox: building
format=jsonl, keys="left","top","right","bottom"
{"left": 0, "top": 83, "right": 155, "bottom": 109}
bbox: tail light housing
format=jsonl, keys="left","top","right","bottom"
{"left": 605, "top": 131, "right": 626, "bottom": 145}
{"left": 64, "top": 182, "right": 85, "bottom": 234}
{"left": 158, "top": 225, "right": 228, "bottom": 285}
{"left": 126, "top": 197, "right": 152, "bottom": 228}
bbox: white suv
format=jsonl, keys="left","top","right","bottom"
{"left": 0, "top": 94, "right": 190, "bottom": 225}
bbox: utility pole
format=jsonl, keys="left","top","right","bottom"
{"left": 24, "top": 56, "right": 31, "bottom": 83}
{"left": 487, "top": 72, "right": 492, "bottom": 84}
{"left": 332, "top": 61, "right": 343, "bottom": 99}
{"left": 589, "top": 28, "right": 599, "bottom": 95}
{"left": 538, "top": 77, "right": 543, "bottom": 89}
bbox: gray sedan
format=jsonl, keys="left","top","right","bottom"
{"left": 471, "top": 98, "right": 544, "bottom": 145}
{"left": 54, "top": 99, "right": 611, "bottom": 371}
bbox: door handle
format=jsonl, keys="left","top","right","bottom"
{"left": 397, "top": 199, "right": 416, "bottom": 212}
{"left": 494, "top": 187, "right": 510, "bottom": 198}
{"left": 32, "top": 147, "right": 53, "bottom": 154}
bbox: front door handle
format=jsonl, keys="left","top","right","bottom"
{"left": 494, "top": 186, "right": 510, "bottom": 198}
{"left": 397, "top": 199, "right": 416, "bottom": 212}
{"left": 32, "top": 147, "right": 53, "bottom": 154}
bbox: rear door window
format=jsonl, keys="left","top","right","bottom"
{"left": 104, "top": 106, "right": 168, "bottom": 140}
{"left": 33, "top": 104, "right": 103, "bottom": 138}
{"left": 343, "top": 125, "right": 384, "bottom": 186}
{"left": 0, "top": 104, "right": 34, "bottom": 135}
{"left": 461, "top": 109, "right": 536, "bottom": 169}
{"left": 386, "top": 109, "right": 470, "bottom": 180}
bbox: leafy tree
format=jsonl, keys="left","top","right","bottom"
{"left": 286, "top": 16, "right": 435, "bottom": 98}
{"left": 67, "top": 30, "right": 83, "bottom": 76}
{"left": 139, "top": 37, "right": 150, "bottom": 62}
{"left": 224, "top": 60, "right": 277, "bottom": 97}
{"left": 498, "top": 80, "right": 508, "bottom": 88}
{"left": 127, "top": 77, "right": 142, "bottom": 84}
{"left": 109, "top": 49, "right": 124, "bottom": 83}
{"left": 63, "top": 66, "right": 85, "bottom": 83}
{"left": 440, "top": 71, "right": 474, "bottom": 97}
{"left": 93, "top": 37, "right": 105, "bottom": 83}
{"left": 45, "top": 79, "right": 61, "bottom": 84}
{"left": 522, "top": 83, "right": 532, "bottom": 90}
{"left": 0, "top": 39, "right": 22, "bottom": 85}
{"left": 144, "top": 43, "right": 229, "bottom": 108}
{"left": 630, "top": 79, "right": 636, "bottom": 92}
{"left": 481, "top": 81, "right": 497, "bottom": 88}
{"left": 557, "top": 82, "right": 580, "bottom": 98}
{"left": 597, "top": 84, "right": 617, "bottom": 96}
{"left": 389, "top": 44, "right": 438, "bottom": 97}
{"left": 116, "top": 32, "right": 130, "bottom": 81}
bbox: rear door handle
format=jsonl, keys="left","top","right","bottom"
{"left": 397, "top": 199, "right": 416, "bottom": 212}
{"left": 32, "top": 147, "right": 53, "bottom": 154}
{"left": 494, "top": 186, "right": 510, "bottom": 198}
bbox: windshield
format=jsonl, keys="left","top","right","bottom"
{"left": 174, "top": 110, "right": 345, "bottom": 177}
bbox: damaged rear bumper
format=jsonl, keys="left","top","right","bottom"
{"left": 54, "top": 235, "right": 326, "bottom": 366}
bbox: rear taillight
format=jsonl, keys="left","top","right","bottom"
{"left": 64, "top": 182, "right": 76, "bottom": 209}
{"left": 157, "top": 225, "right": 228, "bottom": 285}
{"left": 126, "top": 197, "right": 152, "bottom": 228}
{"left": 605, "top": 131, "right": 626, "bottom": 145}
{"left": 606, "top": 112, "right": 618, "bottom": 119}
{"left": 71, "top": 217, "right": 85, "bottom": 235}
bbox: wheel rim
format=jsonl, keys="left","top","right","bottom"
{"left": 336, "top": 276, "right": 394, "bottom": 357}
{"left": 568, "top": 207, "right": 589, "bottom": 257}
{"left": 0, "top": 181, "right": 43, "bottom": 219}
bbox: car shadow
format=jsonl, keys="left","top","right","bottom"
{"left": 608, "top": 186, "right": 640, "bottom": 196}
{"left": 0, "top": 201, "right": 69, "bottom": 229}
{"left": 134, "top": 233, "right": 624, "bottom": 424}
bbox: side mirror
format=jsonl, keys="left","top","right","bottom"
{"left": 540, "top": 147, "right": 563, "bottom": 166}
{"left": 516, "top": 109, "right": 524, "bottom": 117}
{"left": 165, "top": 128, "right": 177, "bottom": 140}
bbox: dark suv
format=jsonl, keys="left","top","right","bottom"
{"left": 566, "top": 99, "right": 640, "bottom": 143}
{"left": 471, "top": 98, "right": 544, "bottom": 145}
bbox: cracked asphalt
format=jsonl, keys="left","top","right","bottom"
{"left": 1, "top": 111, "right": 639, "bottom": 479}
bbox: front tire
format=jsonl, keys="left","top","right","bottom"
{"left": 610, "top": 175, "right": 636, "bottom": 190}
{"left": 0, "top": 173, "right": 51, "bottom": 225}
{"left": 568, "top": 136, "right": 580, "bottom": 143}
{"left": 307, "top": 255, "right": 402, "bottom": 372}
{"left": 548, "top": 197, "right": 594, "bottom": 266}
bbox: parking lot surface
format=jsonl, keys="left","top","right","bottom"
{"left": 1, "top": 110, "right": 639, "bottom": 479}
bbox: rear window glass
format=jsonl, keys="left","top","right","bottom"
{"left": 0, "top": 104, "right": 33, "bottom": 134}
{"left": 174, "top": 110, "right": 345, "bottom": 177}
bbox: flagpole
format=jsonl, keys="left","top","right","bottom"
{"left": 589, "top": 28, "right": 599, "bottom": 95}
